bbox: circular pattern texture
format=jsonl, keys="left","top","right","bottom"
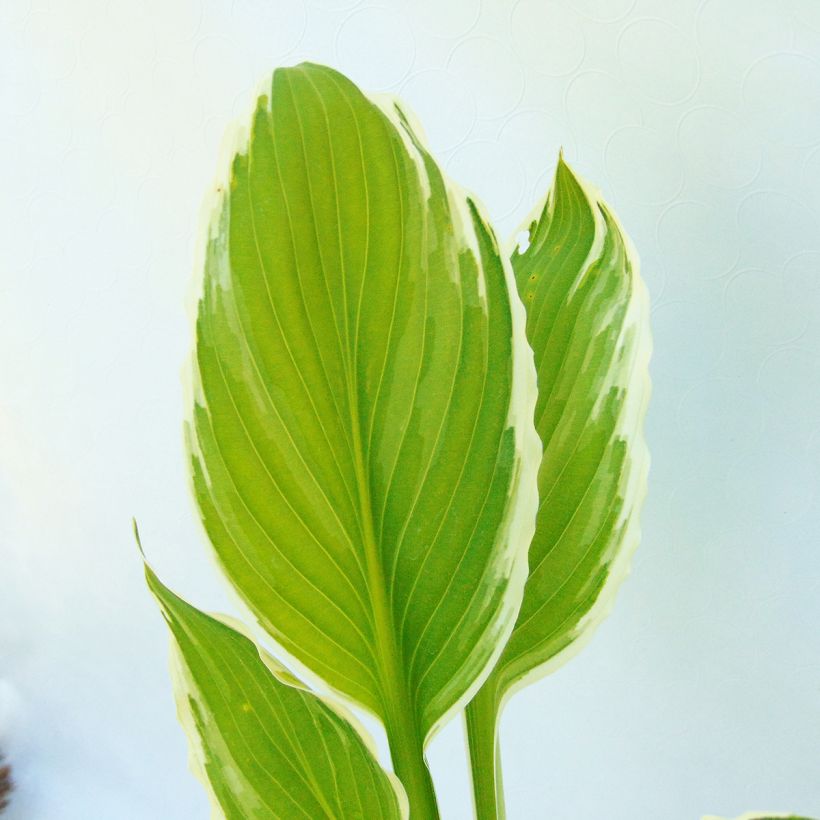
{"left": 151, "top": 0, "right": 204, "bottom": 50}
{"left": 193, "top": 35, "right": 255, "bottom": 121}
{"left": 677, "top": 376, "right": 766, "bottom": 462}
{"left": 93, "top": 2, "right": 158, "bottom": 84}
{"left": 400, "top": 69, "right": 476, "bottom": 153}
{"left": 725, "top": 269, "right": 807, "bottom": 346}
{"left": 24, "top": 11, "right": 79, "bottom": 81}
{"left": 498, "top": 109, "right": 568, "bottom": 177}
{"left": 0, "top": 184, "right": 35, "bottom": 281}
{"left": 565, "top": 71, "right": 642, "bottom": 148}
{"left": 801, "top": 146, "right": 820, "bottom": 213}
{"left": 231, "top": 0, "right": 307, "bottom": 62}
{"left": 0, "top": 0, "right": 31, "bottom": 25}
{"left": 618, "top": 19, "right": 699, "bottom": 104}
{"left": 409, "top": 0, "right": 481, "bottom": 39}
{"left": 62, "top": 143, "right": 118, "bottom": 214}
{"left": 336, "top": 7, "right": 415, "bottom": 90}
{"left": 795, "top": 0, "right": 820, "bottom": 32}
{"left": 738, "top": 190, "right": 820, "bottom": 270}
{"left": 697, "top": 0, "right": 793, "bottom": 75}
{"left": 651, "top": 299, "right": 726, "bottom": 381}
{"left": 759, "top": 347, "right": 820, "bottom": 427}
{"left": 727, "top": 443, "right": 816, "bottom": 527}
{"left": 743, "top": 54, "right": 820, "bottom": 148}
{"left": 677, "top": 106, "right": 761, "bottom": 189}
{"left": 605, "top": 126, "right": 683, "bottom": 204}
{"left": 572, "top": 0, "right": 635, "bottom": 22}
{"left": 0, "top": 55, "right": 41, "bottom": 116}
{"left": 510, "top": 0, "right": 585, "bottom": 76}
{"left": 67, "top": 208, "right": 153, "bottom": 296}
{"left": 448, "top": 37, "right": 524, "bottom": 119}
{"left": 308, "top": 0, "right": 362, "bottom": 9}
{"left": 29, "top": 192, "right": 82, "bottom": 256}
{"left": 657, "top": 200, "right": 740, "bottom": 281}
{"left": 783, "top": 251, "right": 820, "bottom": 299}
{"left": 447, "top": 140, "right": 527, "bottom": 228}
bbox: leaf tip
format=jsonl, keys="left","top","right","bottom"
{"left": 133, "top": 519, "right": 163, "bottom": 597}
{"left": 554, "top": 148, "right": 578, "bottom": 185}
{"left": 132, "top": 517, "right": 144, "bottom": 557}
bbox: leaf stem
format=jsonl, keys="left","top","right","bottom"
{"left": 347, "top": 375, "right": 440, "bottom": 818}
{"left": 465, "top": 683, "right": 505, "bottom": 820}
{"left": 384, "top": 705, "right": 440, "bottom": 819}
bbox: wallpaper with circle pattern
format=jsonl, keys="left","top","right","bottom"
{"left": 0, "top": 0, "right": 818, "bottom": 817}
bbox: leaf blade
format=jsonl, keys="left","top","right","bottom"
{"left": 144, "top": 563, "right": 407, "bottom": 820}
{"left": 188, "top": 61, "right": 538, "bottom": 807}
{"left": 495, "top": 154, "right": 650, "bottom": 698}
{"left": 466, "top": 155, "right": 650, "bottom": 819}
{"left": 703, "top": 815, "right": 818, "bottom": 820}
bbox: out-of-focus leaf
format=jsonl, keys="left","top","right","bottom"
{"left": 144, "top": 560, "right": 407, "bottom": 820}
{"left": 187, "top": 62, "right": 539, "bottom": 815}
{"left": 703, "top": 814, "right": 818, "bottom": 819}
{"left": 465, "top": 154, "right": 651, "bottom": 818}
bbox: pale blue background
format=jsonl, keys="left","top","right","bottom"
{"left": 1, "top": 0, "right": 819, "bottom": 818}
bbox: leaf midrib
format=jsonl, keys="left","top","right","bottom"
{"left": 281, "top": 68, "right": 418, "bottom": 735}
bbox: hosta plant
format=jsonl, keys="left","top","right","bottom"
{"left": 464, "top": 146, "right": 651, "bottom": 820}
{"left": 140, "top": 62, "right": 652, "bottom": 818}
{"left": 705, "top": 815, "right": 818, "bottom": 819}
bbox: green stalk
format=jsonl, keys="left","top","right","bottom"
{"left": 384, "top": 708, "right": 440, "bottom": 819}
{"left": 348, "top": 383, "right": 440, "bottom": 819}
{"left": 464, "top": 684, "right": 505, "bottom": 820}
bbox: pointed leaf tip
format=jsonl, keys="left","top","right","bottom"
{"left": 469, "top": 155, "right": 650, "bottom": 719}
{"left": 132, "top": 518, "right": 145, "bottom": 559}
{"left": 188, "top": 61, "right": 538, "bottom": 748}
{"left": 144, "top": 571, "right": 407, "bottom": 819}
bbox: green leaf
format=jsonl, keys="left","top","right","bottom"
{"left": 143, "top": 561, "right": 408, "bottom": 820}
{"left": 465, "top": 154, "right": 651, "bottom": 818}
{"left": 703, "top": 814, "right": 818, "bottom": 820}
{"left": 187, "top": 62, "right": 538, "bottom": 815}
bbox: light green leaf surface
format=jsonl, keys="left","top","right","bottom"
{"left": 703, "top": 814, "right": 818, "bottom": 820}
{"left": 144, "top": 561, "right": 407, "bottom": 820}
{"left": 188, "top": 62, "right": 538, "bottom": 814}
{"left": 465, "top": 155, "right": 651, "bottom": 818}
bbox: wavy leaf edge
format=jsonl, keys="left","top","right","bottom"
{"left": 702, "top": 814, "right": 818, "bottom": 820}
{"left": 180, "top": 62, "right": 540, "bottom": 744}
{"left": 138, "top": 527, "right": 410, "bottom": 820}
{"left": 497, "top": 153, "right": 651, "bottom": 709}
